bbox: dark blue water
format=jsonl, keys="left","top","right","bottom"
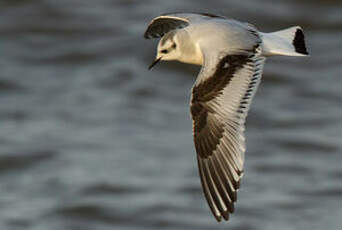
{"left": 1, "top": 0, "right": 342, "bottom": 229}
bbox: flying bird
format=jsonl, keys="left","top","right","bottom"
{"left": 144, "top": 12, "right": 308, "bottom": 222}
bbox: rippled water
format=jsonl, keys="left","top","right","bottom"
{"left": 0, "top": 0, "right": 342, "bottom": 229}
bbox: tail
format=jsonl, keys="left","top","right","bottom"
{"left": 260, "top": 26, "right": 309, "bottom": 57}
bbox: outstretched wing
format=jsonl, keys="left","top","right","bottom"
{"left": 191, "top": 50, "right": 265, "bottom": 221}
{"left": 144, "top": 13, "right": 225, "bottom": 39}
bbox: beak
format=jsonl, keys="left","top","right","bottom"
{"left": 148, "top": 57, "right": 162, "bottom": 70}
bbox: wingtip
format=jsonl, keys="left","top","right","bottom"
{"left": 143, "top": 25, "right": 153, "bottom": 39}
{"left": 214, "top": 214, "right": 222, "bottom": 222}
{"left": 222, "top": 211, "right": 230, "bottom": 221}
{"left": 214, "top": 211, "right": 230, "bottom": 222}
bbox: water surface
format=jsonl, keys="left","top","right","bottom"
{"left": 0, "top": 0, "right": 341, "bottom": 229}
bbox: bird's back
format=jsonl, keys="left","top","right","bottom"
{"left": 183, "top": 18, "right": 261, "bottom": 56}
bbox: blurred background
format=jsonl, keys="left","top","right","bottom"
{"left": 0, "top": 0, "right": 341, "bottom": 229}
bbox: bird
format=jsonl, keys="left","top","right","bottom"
{"left": 144, "top": 12, "right": 308, "bottom": 222}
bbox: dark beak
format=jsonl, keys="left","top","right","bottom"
{"left": 148, "top": 57, "right": 162, "bottom": 70}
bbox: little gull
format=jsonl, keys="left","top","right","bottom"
{"left": 144, "top": 12, "right": 308, "bottom": 222}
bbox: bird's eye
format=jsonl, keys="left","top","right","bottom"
{"left": 172, "top": 43, "right": 177, "bottom": 49}
{"left": 161, "top": 49, "right": 168, "bottom": 54}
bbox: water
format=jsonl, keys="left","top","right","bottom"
{"left": 0, "top": 0, "right": 341, "bottom": 229}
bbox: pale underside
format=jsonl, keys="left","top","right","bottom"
{"left": 191, "top": 51, "right": 265, "bottom": 221}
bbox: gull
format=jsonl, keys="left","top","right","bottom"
{"left": 144, "top": 12, "right": 308, "bottom": 222}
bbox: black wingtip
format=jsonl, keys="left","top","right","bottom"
{"left": 222, "top": 212, "right": 230, "bottom": 221}
{"left": 293, "top": 28, "right": 309, "bottom": 55}
{"left": 214, "top": 214, "right": 222, "bottom": 222}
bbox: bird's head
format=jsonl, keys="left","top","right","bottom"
{"left": 149, "top": 32, "right": 180, "bottom": 70}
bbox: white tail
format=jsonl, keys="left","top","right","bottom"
{"left": 260, "top": 26, "right": 308, "bottom": 57}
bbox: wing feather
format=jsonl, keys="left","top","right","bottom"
{"left": 144, "top": 16, "right": 189, "bottom": 39}
{"left": 197, "top": 157, "right": 222, "bottom": 221}
{"left": 144, "top": 13, "right": 226, "bottom": 39}
{"left": 191, "top": 50, "right": 265, "bottom": 221}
